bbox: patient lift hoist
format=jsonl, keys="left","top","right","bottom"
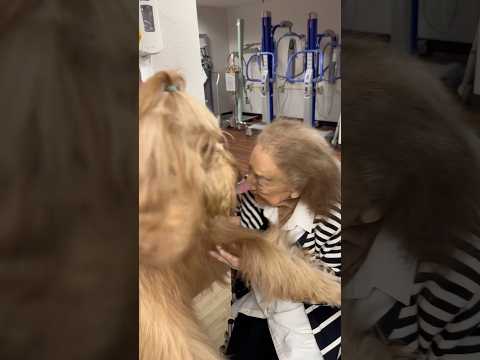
{"left": 241, "top": 11, "right": 339, "bottom": 135}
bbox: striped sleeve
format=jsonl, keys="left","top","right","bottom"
{"left": 377, "top": 235, "right": 480, "bottom": 357}
{"left": 306, "top": 204, "right": 342, "bottom": 360}
{"left": 314, "top": 203, "right": 341, "bottom": 275}
{"left": 416, "top": 238, "right": 480, "bottom": 356}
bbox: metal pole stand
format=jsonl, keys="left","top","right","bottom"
{"left": 303, "top": 12, "right": 318, "bottom": 128}
{"left": 235, "top": 19, "right": 248, "bottom": 130}
{"left": 331, "top": 113, "right": 341, "bottom": 147}
{"left": 246, "top": 10, "right": 275, "bottom": 136}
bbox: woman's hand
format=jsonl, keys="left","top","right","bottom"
{"left": 209, "top": 245, "right": 240, "bottom": 270}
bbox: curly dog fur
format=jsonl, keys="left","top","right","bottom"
{"left": 139, "top": 71, "right": 340, "bottom": 360}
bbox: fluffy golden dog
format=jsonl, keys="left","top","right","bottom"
{"left": 139, "top": 71, "right": 340, "bottom": 360}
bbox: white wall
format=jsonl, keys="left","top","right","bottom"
{"left": 150, "top": 0, "right": 204, "bottom": 102}
{"left": 389, "top": 0, "right": 413, "bottom": 52}
{"left": 342, "top": 0, "right": 392, "bottom": 34}
{"left": 226, "top": 0, "right": 341, "bottom": 123}
{"left": 197, "top": 6, "right": 234, "bottom": 115}
{"left": 342, "top": 0, "right": 480, "bottom": 44}
{"left": 418, "top": 0, "right": 480, "bottom": 43}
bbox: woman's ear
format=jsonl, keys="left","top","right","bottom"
{"left": 290, "top": 191, "right": 300, "bottom": 199}
{"left": 360, "top": 205, "right": 382, "bottom": 224}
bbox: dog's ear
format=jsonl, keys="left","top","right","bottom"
{"left": 138, "top": 71, "right": 240, "bottom": 267}
{"left": 139, "top": 72, "right": 207, "bottom": 267}
{"left": 202, "top": 144, "right": 238, "bottom": 218}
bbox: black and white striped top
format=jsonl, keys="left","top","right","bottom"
{"left": 238, "top": 191, "right": 341, "bottom": 273}
{"left": 234, "top": 191, "right": 342, "bottom": 360}
{"left": 376, "top": 234, "right": 480, "bottom": 358}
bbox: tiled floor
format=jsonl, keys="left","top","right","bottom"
{"left": 193, "top": 279, "right": 231, "bottom": 351}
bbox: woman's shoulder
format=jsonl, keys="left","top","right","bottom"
{"left": 313, "top": 202, "right": 341, "bottom": 232}
{"left": 314, "top": 202, "right": 341, "bottom": 219}
{"left": 415, "top": 233, "right": 480, "bottom": 303}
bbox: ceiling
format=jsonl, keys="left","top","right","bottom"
{"left": 196, "top": 0, "right": 259, "bottom": 8}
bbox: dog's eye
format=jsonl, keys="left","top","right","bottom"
{"left": 201, "top": 143, "right": 213, "bottom": 157}
{"left": 201, "top": 143, "right": 210, "bottom": 155}
{"left": 202, "top": 140, "right": 223, "bottom": 154}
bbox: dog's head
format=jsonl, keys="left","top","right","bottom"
{"left": 139, "top": 71, "right": 238, "bottom": 267}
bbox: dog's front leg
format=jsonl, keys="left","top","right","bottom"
{"left": 238, "top": 229, "right": 341, "bottom": 305}
{"left": 209, "top": 220, "right": 340, "bottom": 306}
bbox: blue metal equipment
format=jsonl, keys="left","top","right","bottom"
{"left": 245, "top": 11, "right": 340, "bottom": 133}
{"left": 305, "top": 12, "right": 319, "bottom": 127}
{"left": 284, "top": 14, "right": 340, "bottom": 127}
{"left": 283, "top": 13, "right": 322, "bottom": 127}
{"left": 246, "top": 10, "right": 278, "bottom": 134}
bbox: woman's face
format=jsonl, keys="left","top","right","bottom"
{"left": 246, "top": 145, "right": 297, "bottom": 207}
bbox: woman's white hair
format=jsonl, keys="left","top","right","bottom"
{"left": 256, "top": 119, "right": 340, "bottom": 217}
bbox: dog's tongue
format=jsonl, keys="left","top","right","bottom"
{"left": 236, "top": 179, "right": 250, "bottom": 194}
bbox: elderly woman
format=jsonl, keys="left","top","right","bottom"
{"left": 211, "top": 120, "right": 341, "bottom": 360}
